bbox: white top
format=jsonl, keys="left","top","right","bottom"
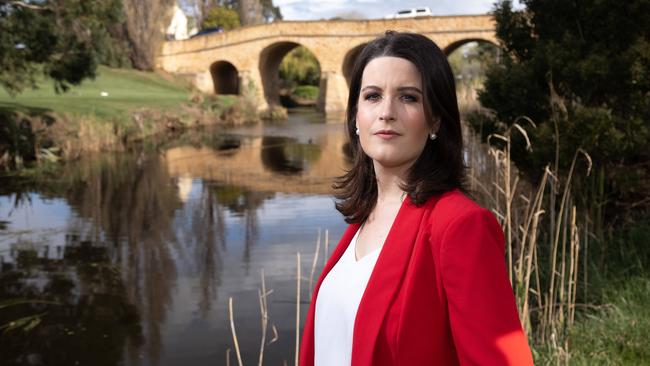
{"left": 314, "top": 228, "right": 382, "bottom": 366}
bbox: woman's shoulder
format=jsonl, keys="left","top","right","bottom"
{"left": 425, "top": 188, "right": 486, "bottom": 214}
{"left": 423, "top": 189, "right": 497, "bottom": 232}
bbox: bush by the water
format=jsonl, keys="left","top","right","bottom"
{"left": 291, "top": 85, "right": 319, "bottom": 101}
{"left": 279, "top": 46, "right": 320, "bottom": 88}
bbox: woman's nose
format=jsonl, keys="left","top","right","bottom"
{"left": 379, "top": 98, "right": 396, "bottom": 121}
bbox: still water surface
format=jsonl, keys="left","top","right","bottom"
{"left": 0, "top": 109, "right": 350, "bottom": 366}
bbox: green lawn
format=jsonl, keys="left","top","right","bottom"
{"left": 532, "top": 277, "right": 650, "bottom": 365}
{"left": 0, "top": 66, "right": 191, "bottom": 120}
{"left": 533, "top": 213, "right": 650, "bottom": 365}
{"left": 570, "top": 276, "right": 650, "bottom": 365}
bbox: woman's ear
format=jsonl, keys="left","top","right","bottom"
{"left": 432, "top": 116, "right": 441, "bottom": 134}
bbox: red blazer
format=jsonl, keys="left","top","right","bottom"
{"left": 299, "top": 189, "right": 534, "bottom": 365}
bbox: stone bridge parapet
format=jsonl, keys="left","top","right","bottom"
{"left": 157, "top": 15, "right": 496, "bottom": 114}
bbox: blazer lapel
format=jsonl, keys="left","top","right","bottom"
{"left": 351, "top": 196, "right": 429, "bottom": 366}
{"left": 300, "top": 222, "right": 361, "bottom": 366}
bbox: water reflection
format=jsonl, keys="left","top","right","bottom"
{"left": 261, "top": 136, "right": 321, "bottom": 175}
{"left": 0, "top": 113, "right": 350, "bottom": 366}
{"left": 165, "top": 128, "right": 345, "bottom": 194}
{"left": 0, "top": 234, "right": 143, "bottom": 366}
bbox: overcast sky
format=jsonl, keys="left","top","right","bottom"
{"left": 274, "top": 0, "right": 509, "bottom": 20}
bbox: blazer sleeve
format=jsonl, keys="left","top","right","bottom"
{"left": 439, "top": 208, "right": 534, "bottom": 365}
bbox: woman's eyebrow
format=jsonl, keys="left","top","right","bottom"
{"left": 361, "top": 85, "right": 423, "bottom": 94}
{"left": 397, "top": 86, "right": 423, "bottom": 94}
{"left": 361, "top": 85, "right": 381, "bottom": 92}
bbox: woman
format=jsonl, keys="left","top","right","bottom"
{"left": 299, "top": 31, "right": 534, "bottom": 365}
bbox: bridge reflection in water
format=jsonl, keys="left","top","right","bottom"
{"left": 165, "top": 130, "right": 348, "bottom": 195}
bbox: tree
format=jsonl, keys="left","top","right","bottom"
{"left": 279, "top": 46, "right": 320, "bottom": 87}
{"left": 447, "top": 42, "right": 499, "bottom": 85}
{"left": 202, "top": 5, "right": 240, "bottom": 30}
{"left": 120, "top": 0, "right": 175, "bottom": 70}
{"left": 470, "top": 0, "right": 650, "bottom": 223}
{"left": 182, "top": 0, "right": 237, "bottom": 26}
{"left": 0, "top": 0, "right": 127, "bottom": 94}
{"left": 239, "top": 0, "right": 262, "bottom": 26}
{"left": 238, "top": 0, "right": 282, "bottom": 25}
{"left": 183, "top": 0, "right": 280, "bottom": 28}
{"left": 260, "top": 0, "right": 281, "bottom": 22}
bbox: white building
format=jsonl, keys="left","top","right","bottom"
{"left": 167, "top": 4, "right": 189, "bottom": 40}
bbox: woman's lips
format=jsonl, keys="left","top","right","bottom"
{"left": 374, "top": 130, "right": 401, "bottom": 140}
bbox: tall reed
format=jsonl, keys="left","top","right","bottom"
{"left": 224, "top": 230, "right": 328, "bottom": 366}
{"left": 464, "top": 118, "right": 592, "bottom": 364}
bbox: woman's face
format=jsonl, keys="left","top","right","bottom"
{"left": 355, "top": 56, "right": 434, "bottom": 172}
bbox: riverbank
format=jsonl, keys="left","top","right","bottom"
{"left": 533, "top": 275, "right": 650, "bottom": 364}
{"left": 0, "top": 67, "right": 257, "bottom": 170}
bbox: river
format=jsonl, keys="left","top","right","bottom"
{"left": 0, "top": 108, "right": 350, "bottom": 366}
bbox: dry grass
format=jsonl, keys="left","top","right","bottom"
{"left": 226, "top": 269, "right": 279, "bottom": 366}
{"left": 228, "top": 297, "right": 244, "bottom": 366}
{"left": 464, "top": 114, "right": 593, "bottom": 364}
{"left": 224, "top": 229, "right": 331, "bottom": 366}
{"left": 295, "top": 252, "right": 301, "bottom": 366}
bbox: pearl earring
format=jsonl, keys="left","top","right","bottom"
{"left": 355, "top": 127, "right": 360, "bottom": 135}
{"left": 429, "top": 132, "right": 437, "bottom": 140}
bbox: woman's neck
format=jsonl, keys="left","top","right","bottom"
{"left": 374, "top": 163, "right": 409, "bottom": 204}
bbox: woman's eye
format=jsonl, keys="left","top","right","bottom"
{"left": 364, "top": 93, "right": 381, "bottom": 101}
{"left": 401, "top": 94, "right": 418, "bottom": 102}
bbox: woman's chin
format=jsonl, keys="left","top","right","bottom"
{"left": 371, "top": 156, "right": 415, "bottom": 171}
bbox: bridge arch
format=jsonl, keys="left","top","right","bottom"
{"left": 210, "top": 61, "right": 240, "bottom": 95}
{"left": 442, "top": 38, "right": 497, "bottom": 56}
{"left": 259, "top": 42, "right": 323, "bottom": 110}
{"left": 342, "top": 43, "right": 368, "bottom": 87}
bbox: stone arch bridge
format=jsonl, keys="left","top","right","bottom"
{"left": 157, "top": 15, "right": 496, "bottom": 114}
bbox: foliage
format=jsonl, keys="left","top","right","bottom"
{"left": 0, "top": 0, "right": 128, "bottom": 95}
{"left": 292, "top": 85, "right": 319, "bottom": 100}
{"left": 238, "top": 0, "right": 281, "bottom": 25}
{"left": 469, "top": 0, "right": 650, "bottom": 225}
{"left": 590, "top": 210, "right": 650, "bottom": 282}
{"left": 279, "top": 46, "right": 320, "bottom": 88}
{"left": 534, "top": 276, "right": 650, "bottom": 365}
{"left": 260, "top": 0, "right": 282, "bottom": 22}
{"left": 0, "top": 111, "right": 38, "bottom": 170}
{"left": 448, "top": 42, "right": 499, "bottom": 115}
{"left": 202, "top": 5, "right": 240, "bottom": 30}
{"left": 447, "top": 42, "right": 499, "bottom": 86}
{"left": 187, "top": 0, "right": 281, "bottom": 27}
{"left": 0, "top": 248, "right": 143, "bottom": 365}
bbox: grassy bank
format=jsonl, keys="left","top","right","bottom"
{"left": 570, "top": 276, "right": 650, "bottom": 364}
{"left": 0, "top": 66, "right": 190, "bottom": 120}
{"left": 532, "top": 275, "right": 650, "bottom": 365}
{"left": 527, "top": 210, "right": 650, "bottom": 364}
{"left": 566, "top": 213, "right": 650, "bottom": 365}
{"left": 0, "top": 67, "right": 256, "bottom": 170}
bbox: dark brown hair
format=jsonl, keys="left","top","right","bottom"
{"left": 334, "top": 31, "right": 466, "bottom": 223}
